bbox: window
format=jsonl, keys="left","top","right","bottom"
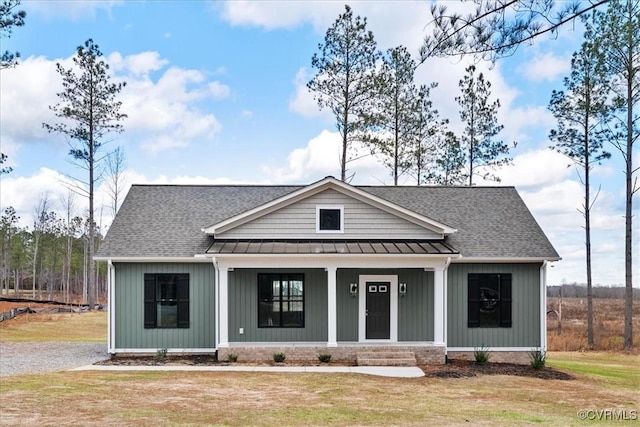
{"left": 144, "top": 273, "right": 190, "bottom": 328}
{"left": 316, "top": 205, "right": 343, "bottom": 232}
{"left": 467, "top": 273, "right": 512, "bottom": 328}
{"left": 258, "top": 273, "right": 304, "bottom": 328}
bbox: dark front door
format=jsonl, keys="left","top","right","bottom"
{"left": 366, "top": 282, "right": 390, "bottom": 339}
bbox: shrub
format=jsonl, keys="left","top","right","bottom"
{"left": 529, "top": 349, "right": 546, "bottom": 370}
{"left": 154, "top": 348, "right": 168, "bottom": 362}
{"left": 227, "top": 353, "right": 238, "bottom": 363}
{"left": 273, "top": 353, "right": 286, "bottom": 363}
{"left": 318, "top": 353, "right": 332, "bottom": 363}
{"left": 474, "top": 345, "right": 490, "bottom": 365}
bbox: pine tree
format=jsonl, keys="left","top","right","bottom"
{"left": 549, "top": 38, "right": 612, "bottom": 349}
{"left": 591, "top": 0, "right": 639, "bottom": 349}
{"left": 308, "top": 5, "right": 378, "bottom": 182}
{"left": 43, "top": 39, "right": 127, "bottom": 308}
{"left": 0, "top": 0, "right": 26, "bottom": 69}
{"left": 421, "top": 1, "right": 610, "bottom": 62}
{"left": 455, "top": 65, "right": 511, "bottom": 186}
{"left": 428, "top": 131, "right": 466, "bottom": 185}
{"left": 410, "top": 84, "right": 450, "bottom": 185}
{"left": 366, "top": 46, "right": 418, "bottom": 184}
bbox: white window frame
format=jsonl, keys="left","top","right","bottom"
{"left": 316, "top": 205, "right": 344, "bottom": 233}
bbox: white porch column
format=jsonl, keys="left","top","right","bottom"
{"left": 433, "top": 266, "right": 445, "bottom": 345}
{"left": 540, "top": 261, "right": 548, "bottom": 352}
{"left": 218, "top": 265, "right": 229, "bottom": 348}
{"left": 107, "top": 260, "right": 115, "bottom": 354}
{"left": 326, "top": 266, "right": 337, "bottom": 347}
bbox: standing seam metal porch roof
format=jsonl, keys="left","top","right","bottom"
{"left": 207, "top": 239, "right": 459, "bottom": 255}
{"left": 96, "top": 184, "right": 560, "bottom": 260}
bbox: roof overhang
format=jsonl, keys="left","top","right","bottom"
{"left": 93, "top": 256, "right": 213, "bottom": 263}
{"left": 203, "top": 176, "right": 456, "bottom": 236}
{"left": 452, "top": 257, "right": 562, "bottom": 263}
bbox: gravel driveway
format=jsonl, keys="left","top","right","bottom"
{"left": 0, "top": 342, "right": 107, "bottom": 376}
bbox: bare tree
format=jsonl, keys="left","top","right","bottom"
{"left": 105, "top": 146, "right": 126, "bottom": 217}
{"left": 32, "top": 194, "right": 52, "bottom": 299}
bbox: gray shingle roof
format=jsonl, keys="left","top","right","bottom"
{"left": 96, "top": 184, "right": 559, "bottom": 260}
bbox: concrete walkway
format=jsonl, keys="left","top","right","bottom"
{"left": 71, "top": 364, "right": 425, "bottom": 378}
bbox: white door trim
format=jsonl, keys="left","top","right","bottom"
{"left": 358, "top": 275, "right": 398, "bottom": 342}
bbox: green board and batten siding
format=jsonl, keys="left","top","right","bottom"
{"left": 447, "top": 263, "right": 542, "bottom": 348}
{"left": 228, "top": 268, "right": 328, "bottom": 342}
{"left": 336, "top": 269, "right": 434, "bottom": 342}
{"left": 114, "top": 263, "right": 215, "bottom": 350}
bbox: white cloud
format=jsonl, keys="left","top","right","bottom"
{"left": 260, "top": 130, "right": 387, "bottom": 184}
{"left": 0, "top": 56, "right": 67, "bottom": 145}
{"left": 220, "top": 1, "right": 344, "bottom": 32}
{"left": 1, "top": 51, "right": 227, "bottom": 157}
{"left": 108, "top": 51, "right": 168, "bottom": 76}
{"left": 488, "top": 149, "right": 573, "bottom": 188}
{"left": 288, "top": 67, "right": 329, "bottom": 119}
{"left": 518, "top": 52, "right": 571, "bottom": 82}
{"left": 208, "top": 81, "right": 231, "bottom": 99}
{"left": 220, "top": 1, "right": 435, "bottom": 53}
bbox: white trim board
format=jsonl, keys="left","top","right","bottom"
{"left": 358, "top": 275, "right": 398, "bottom": 343}
{"left": 111, "top": 348, "right": 217, "bottom": 354}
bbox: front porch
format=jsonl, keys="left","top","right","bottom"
{"left": 214, "top": 254, "right": 454, "bottom": 363}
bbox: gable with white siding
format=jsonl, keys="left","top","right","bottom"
{"left": 217, "top": 188, "right": 442, "bottom": 240}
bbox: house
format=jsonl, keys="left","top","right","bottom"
{"left": 95, "top": 176, "right": 560, "bottom": 364}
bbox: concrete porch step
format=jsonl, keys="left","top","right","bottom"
{"left": 356, "top": 351, "right": 417, "bottom": 367}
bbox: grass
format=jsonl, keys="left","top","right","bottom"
{"left": 0, "top": 311, "right": 107, "bottom": 342}
{"left": 1, "top": 355, "right": 638, "bottom": 425}
{"left": 548, "top": 352, "right": 640, "bottom": 391}
{"left": 1, "top": 300, "right": 639, "bottom": 425}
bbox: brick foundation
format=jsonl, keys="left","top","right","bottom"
{"left": 218, "top": 344, "right": 446, "bottom": 365}
{"left": 446, "top": 350, "right": 533, "bottom": 365}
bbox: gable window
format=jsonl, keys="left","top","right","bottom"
{"left": 467, "top": 273, "right": 512, "bottom": 328}
{"left": 316, "top": 205, "right": 344, "bottom": 233}
{"left": 144, "top": 273, "right": 190, "bottom": 328}
{"left": 258, "top": 273, "right": 304, "bottom": 328}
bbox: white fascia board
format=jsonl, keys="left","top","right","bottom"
{"left": 452, "top": 257, "right": 561, "bottom": 263}
{"left": 204, "top": 176, "right": 456, "bottom": 236}
{"left": 93, "top": 256, "right": 212, "bottom": 263}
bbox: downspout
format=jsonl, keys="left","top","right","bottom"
{"left": 540, "top": 260, "right": 548, "bottom": 352}
{"left": 211, "top": 256, "right": 219, "bottom": 351}
{"left": 443, "top": 257, "right": 451, "bottom": 360}
{"left": 107, "top": 260, "right": 115, "bottom": 354}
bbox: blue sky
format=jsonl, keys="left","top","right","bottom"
{"left": 0, "top": 1, "right": 637, "bottom": 287}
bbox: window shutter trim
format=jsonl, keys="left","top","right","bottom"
{"left": 144, "top": 274, "right": 156, "bottom": 329}
{"left": 176, "top": 274, "right": 190, "bottom": 328}
{"left": 500, "top": 274, "right": 512, "bottom": 327}
{"left": 467, "top": 274, "right": 480, "bottom": 328}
